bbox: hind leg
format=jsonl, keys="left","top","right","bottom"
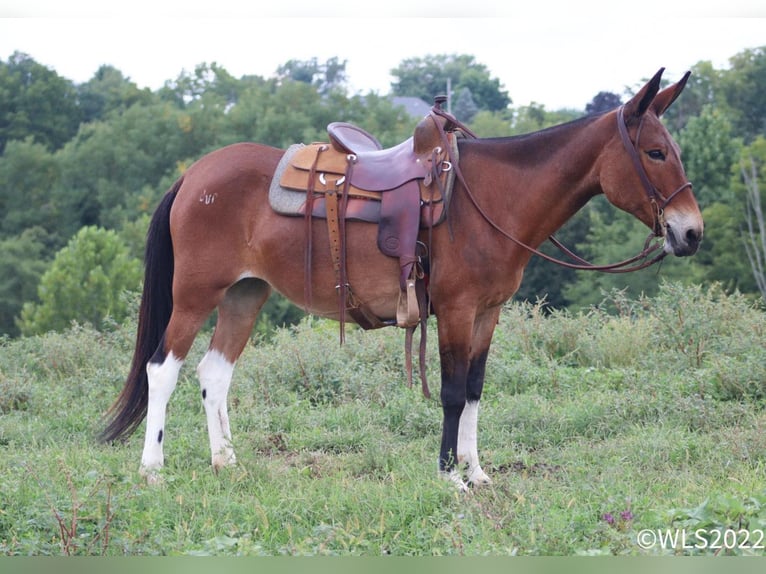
{"left": 198, "top": 279, "right": 271, "bottom": 471}
{"left": 141, "top": 306, "right": 213, "bottom": 483}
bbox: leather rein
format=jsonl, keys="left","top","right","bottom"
{"left": 431, "top": 105, "right": 693, "bottom": 274}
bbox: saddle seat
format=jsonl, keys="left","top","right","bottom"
{"left": 328, "top": 121, "right": 383, "bottom": 154}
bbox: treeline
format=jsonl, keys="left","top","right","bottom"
{"left": 0, "top": 49, "right": 765, "bottom": 337}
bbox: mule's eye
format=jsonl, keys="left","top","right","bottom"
{"left": 647, "top": 149, "right": 666, "bottom": 161}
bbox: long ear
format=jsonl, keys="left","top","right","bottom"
{"left": 622, "top": 68, "right": 664, "bottom": 121}
{"left": 651, "top": 70, "right": 691, "bottom": 116}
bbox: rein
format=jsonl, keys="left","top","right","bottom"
{"left": 431, "top": 105, "right": 692, "bottom": 274}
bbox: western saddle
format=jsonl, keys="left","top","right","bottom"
{"left": 274, "top": 97, "right": 474, "bottom": 395}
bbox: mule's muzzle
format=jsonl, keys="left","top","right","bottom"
{"left": 664, "top": 220, "right": 703, "bottom": 257}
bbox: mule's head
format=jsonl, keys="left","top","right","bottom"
{"left": 601, "top": 68, "right": 703, "bottom": 257}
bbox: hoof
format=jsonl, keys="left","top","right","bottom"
{"left": 440, "top": 469, "right": 469, "bottom": 493}
{"left": 212, "top": 450, "right": 237, "bottom": 472}
{"left": 140, "top": 466, "right": 163, "bottom": 485}
{"left": 466, "top": 466, "right": 493, "bottom": 486}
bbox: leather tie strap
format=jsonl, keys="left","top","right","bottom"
{"left": 304, "top": 145, "right": 329, "bottom": 310}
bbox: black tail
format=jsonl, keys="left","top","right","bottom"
{"left": 99, "top": 179, "right": 181, "bottom": 443}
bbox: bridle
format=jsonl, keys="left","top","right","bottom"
{"left": 431, "top": 105, "right": 693, "bottom": 274}
{"left": 616, "top": 105, "right": 693, "bottom": 238}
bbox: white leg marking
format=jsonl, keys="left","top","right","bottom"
{"left": 197, "top": 349, "right": 237, "bottom": 470}
{"left": 458, "top": 401, "right": 492, "bottom": 486}
{"left": 440, "top": 468, "right": 469, "bottom": 493}
{"left": 140, "top": 353, "right": 183, "bottom": 483}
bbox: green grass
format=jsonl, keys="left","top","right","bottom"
{"left": 1, "top": 283, "right": 765, "bottom": 555}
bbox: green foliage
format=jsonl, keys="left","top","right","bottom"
{"left": 666, "top": 493, "right": 766, "bottom": 555}
{"left": 77, "top": 64, "right": 155, "bottom": 123}
{"left": 662, "top": 60, "right": 724, "bottom": 133}
{"left": 468, "top": 110, "right": 513, "bottom": 137}
{"left": 390, "top": 54, "right": 510, "bottom": 112}
{"left": 18, "top": 226, "right": 141, "bottom": 335}
{"left": 509, "top": 282, "right": 766, "bottom": 401}
{"left": 0, "top": 227, "right": 49, "bottom": 336}
{"left": 0, "top": 51, "right": 82, "bottom": 153}
{"left": 276, "top": 57, "right": 348, "bottom": 95}
{"left": 54, "top": 101, "right": 213, "bottom": 232}
{"left": 721, "top": 46, "right": 766, "bottom": 142}
{"left": 585, "top": 91, "right": 622, "bottom": 115}
{"left": 508, "top": 104, "right": 581, "bottom": 136}
{"left": 677, "top": 104, "right": 742, "bottom": 208}
{"left": 452, "top": 87, "right": 479, "bottom": 123}
{"left": 692, "top": 202, "right": 757, "bottom": 294}
{"left": 0, "top": 138, "right": 61, "bottom": 238}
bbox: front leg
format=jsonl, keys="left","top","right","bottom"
{"left": 456, "top": 307, "right": 501, "bottom": 486}
{"left": 435, "top": 307, "right": 477, "bottom": 491}
{"left": 458, "top": 388, "right": 492, "bottom": 485}
{"left": 438, "top": 345, "right": 469, "bottom": 491}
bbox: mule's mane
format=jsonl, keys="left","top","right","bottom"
{"left": 469, "top": 111, "right": 608, "bottom": 165}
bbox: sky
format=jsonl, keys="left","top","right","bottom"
{"left": 0, "top": 3, "right": 765, "bottom": 110}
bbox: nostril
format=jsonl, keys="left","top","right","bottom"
{"left": 686, "top": 228, "right": 702, "bottom": 245}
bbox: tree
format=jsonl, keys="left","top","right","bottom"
{"left": 390, "top": 54, "right": 510, "bottom": 112}
{"left": 452, "top": 87, "right": 479, "bottom": 123}
{"left": 468, "top": 110, "right": 513, "bottom": 138}
{"left": 276, "top": 57, "right": 348, "bottom": 95}
{"left": 159, "top": 62, "right": 240, "bottom": 107}
{"left": 77, "top": 65, "right": 155, "bottom": 123}
{"left": 514, "top": 209, "right": 587, "bottom": 309}
{"left": 509, "top": 103, "right": 579, "bottom": 136}
{"left": 720, "top": 47, "right": 766, "bottom": 142}
{"left": 0, "top": 138, "right": 61, "bottom": 240}
{"left": 693, "top": 202, "right": 756, "bottom": 294}
{"left": 18, "top": 226, "right": 141, "bottom": 335}
{"left": 54, "top": 99, "right": 218, "bottom": 233}
{"left": 739, "top": 137, "right": 766, "bottom": 299}
{"left": 0, "top": 52, "right": 81, "bottom": 153}
{"left": 585, "top": 91, "right": 621, "bottom": 115}
{"left": 743, "top": 163, "right": 766, "bottom": 299}
{"left": 662, "top": 60, "right": 723, "bottom": 133}
{"left": 0, "top": 227, "right": 48, "bottom": 336}
{"left": 677, "top": 104, "right": 742, "bottom": 209}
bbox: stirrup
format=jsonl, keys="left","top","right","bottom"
{"left": 396, "top": 278, "right": 420, "bottom": 328}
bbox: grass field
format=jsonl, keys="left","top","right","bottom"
{"left": 1, "top": 282, "right": 765, "bottom": 556}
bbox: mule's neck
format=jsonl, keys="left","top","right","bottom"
{"left": 462, "top": 113, "right": 610, "bottom": 247}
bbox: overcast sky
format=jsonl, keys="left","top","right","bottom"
{"left": 1, "top": 3, "right": 764, "bottom": 110}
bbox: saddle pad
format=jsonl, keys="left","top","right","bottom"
{"left": 269, "top": 144, "right": 309, "bottom": 216}
{"left": 269, "top": 144, "right": 381, "bottom": 222}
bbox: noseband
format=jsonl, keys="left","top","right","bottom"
{"left": 616, "top": 105, "right": 693, "bottom": 237}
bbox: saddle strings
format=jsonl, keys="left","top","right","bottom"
{"left": 303, "top": 145, "right": 329, "bottom": 310}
